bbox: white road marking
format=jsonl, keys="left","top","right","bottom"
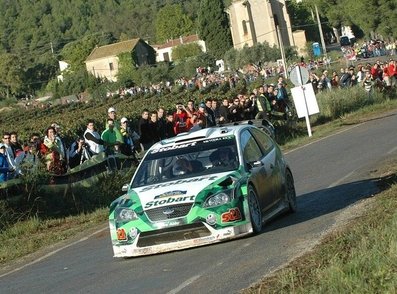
{"left": 0, "top": 226, "right": 108, "bottom": 279}
{"left": 166, "top": 275, "right": 201, "bottom": 294}
{"left": 328, "top": 170, "right": 356, "bottom": 188}
{"left": 284, "top": 124, "right": 363, "bottom": 155}
{"left": 387, "top": 146, "right": 397, "bottom": 154}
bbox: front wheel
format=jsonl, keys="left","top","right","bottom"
{"left": 248, "top": 185, "right": 262, "bottom": 233}
{"left": 285, "top": 170, "right": 297, "bottom": 213}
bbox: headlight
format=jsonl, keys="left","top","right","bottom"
{"left": 203, "top": 190, "right": 233, "bottom": 208}
{"left": 116, "top": 208, "right": 138, "bottom": 222}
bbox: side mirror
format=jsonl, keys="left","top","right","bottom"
{"left": 122, "top": 184, "right": 129, "bottom": 192}
{"left": 247, "top": 160, "right": 263, "bottom": 170}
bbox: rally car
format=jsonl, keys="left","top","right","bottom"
{"left": 109, "top": 124, "right": 296, "bottom": 257}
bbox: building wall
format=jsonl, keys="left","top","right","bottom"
{"left": 85, "top": 56, "right": 119, "bottom": 82}
{"left": 228, "top": 0, "right": 293, "bottom": 49}
{"left": 292, "top": 30, "right": 307, "bottom": 56}
{"left": 155, "top": 40, "right": 207, "bottom": 62}
{"left": 133, "top": 42, "right": 156, "bottom": 66}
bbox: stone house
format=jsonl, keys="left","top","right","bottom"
{"left": 153, "top": 34, "right": 207, "bottom": 62}
{"left": 85, "top": 38, "right": 156, "bottom": 82}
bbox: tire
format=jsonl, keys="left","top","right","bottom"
{"left": 285, "top": 169, "right": 297, "bottom": 213}
{"left": 248, "top": 185, "right": 262, "bottom": 233}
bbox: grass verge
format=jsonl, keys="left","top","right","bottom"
{"left": 0, "top": 208, "right": 108, "bottom": 266}
{"left": 243, "top": 160, "right": 397, "bottom": 293}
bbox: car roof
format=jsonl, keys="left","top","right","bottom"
{"left": 151, "top": 125, "right": 253, "bottom": 149}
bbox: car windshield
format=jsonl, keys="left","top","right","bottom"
{"left": 131, "top": 136, "right": 239, "bottom": 188}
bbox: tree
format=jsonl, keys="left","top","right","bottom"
{"left": 0, "top": 53, "right": 25, "bottom": 99}
{"left": 61, "top": 33, "right": 116, "bottom": 70}
{"left": 224, "top": 43, "right": 281, "bottom": 71}
{"left": 116, "top": 52, "right": 137, "bottom": 87}
{"left": 155, "top": 4, "right": 195, "bottom": 43}
{"left": 198, "top": 0, "right": 233, "bottom": 59}
{"left": 286, "top": 1, "right": 319, "bottom": 41}
{"left": 172, "top": 43, "right": 203, "bottom": 62}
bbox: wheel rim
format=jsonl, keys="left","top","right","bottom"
{"left": 249, "top": 190, "right": 261, "bottom": 230}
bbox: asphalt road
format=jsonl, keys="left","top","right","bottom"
{"left": 1, "top": 110, "right": 397, "bottom": 294}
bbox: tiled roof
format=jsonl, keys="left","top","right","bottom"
{"left": 85, "top": 38, "right": 141, "bottom": 62}
{"left": 153, "top": 34, "right": 200, "bottom": 50}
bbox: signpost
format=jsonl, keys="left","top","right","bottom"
{"left": 289, "top": 65, "right": 319, "bottom": 137}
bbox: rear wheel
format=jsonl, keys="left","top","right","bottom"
{"left": 285, "top": 170, "right": 297, "bottom": 212}
{"left": 248, "top": 186, "right": 262, "bottom": 233}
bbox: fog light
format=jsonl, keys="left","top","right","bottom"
{"left": 206, "top": 213, "right": 217, "bottom": 225}
{"left": 129, "top": 227, "right": 138, "bottom": 239}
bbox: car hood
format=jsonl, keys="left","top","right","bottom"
{"left": 133, "top": 171, "right": 234, "bottom": 210}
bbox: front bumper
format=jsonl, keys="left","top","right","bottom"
{"left": 111, "top": 222, "right": 253, "bottom": 258}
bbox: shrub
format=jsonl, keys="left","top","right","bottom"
{"left": 315, "top": 86, "right": 388, "bottom": 120}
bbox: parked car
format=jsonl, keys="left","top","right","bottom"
{"left": 340, "top": 36, "right": 351, "bottom": 47}
{"left": 109, "top": 123, "right": 297, "bottom": 257}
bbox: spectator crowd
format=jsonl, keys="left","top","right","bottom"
{"left": 1, "top": 57, "right": 396, "bottom": 183}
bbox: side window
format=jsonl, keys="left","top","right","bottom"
{"left": 240, "top": 129, "right": 262, "bottom": 163}
{"left": 251, "top": 128, "right": 274, "bottom": 155}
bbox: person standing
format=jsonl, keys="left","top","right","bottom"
{"left": 51, "top": 123, "right": 67, "bottom": 162}
{"left": 255, "top": 85, "right": 271, "bottom": 119}
{"left": 120, "top": 117, "right": 141, "bottom": 156}
{"left": 67, "top": 137, "right": 89, "bottom": 169}
{"left": 84, "top": 120, "right": 105, "bottom": 157}
{"left": 2, "top": 132, "right": 19, "bottom": 176}
{"left": 211, "top": 99, "right": 220, "bottom": 125}
{"left": 173, "top": 103, "right": 190, "bottom": 134}
{"left": 106, "top": 107, "right": 123, "bottom": 144}
{"left": 205, "top": 99, "right": 216, "bottom": 127}
{"left": 138, "top": 109, "right": 153, "bottom": 150}
{"left": 43, "top": 126, "right": 65, "bottom": 174}
{"left": 0, "top": 143, "right": 9, "bottom": 182}
{"left": 101, "top": 118, "right": 123, "bottom": 155}
{"left": 9, "top": 132, "right": 23, "bottom": 158}
{"left": 219, "top": 98, "right": 230, "bottom": 124}
{"left": 148, "top": 111, "right": 161, "bottom": 145}
{"left": 165, "top": 113, "right": 176, "bottom": 139}
{"left": 229, "top": 97, "right": 244, "bottom": 122}
{"left": 157, "top": 107, "right": 167, "bottom": 140}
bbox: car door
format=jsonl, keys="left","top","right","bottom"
{"left": 239, "top": 128, "right": 274, "bottom": 211}
{"left": 250, "top": 128, "right": 283, "bottom": 206}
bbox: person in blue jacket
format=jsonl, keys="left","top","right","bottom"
{"left": 0, "top": 143, "right": 10, "bottom": 182}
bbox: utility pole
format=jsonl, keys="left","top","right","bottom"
{"left": 50, "top": 42, "right": 54, "bottom": 54}
{"left": 276, "top": 25, "right": 288, "bottom": 79}
{"left": 314, "top": 4, "right": 327, "bottom": 58}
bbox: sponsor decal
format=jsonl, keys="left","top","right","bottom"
{"left": 150, "top": 142, "right": 197, "bottom": 154}
{"left": 117, "top": 228, "right": 127, "bottom": 241}
{"left": 154, "top": 190, "right": 187, "bottom": 199}
{"left": 203, "top": 136, "right": 234, "bottom": 143}
{"left": 223, "top": 229, "right": 233, "bottom": 236}
{"left": 154, "top": 220, "right": 183, "bottom": 229}
{"left": 139, "top": 176, "right": 218, "bottom": 192}
{"left": 144, "top": 195, "right": 195, "bottom": 209}
{"left": 221, "top": 208, "right": 242, "bottom": 223}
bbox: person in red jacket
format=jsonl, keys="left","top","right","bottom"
{"left": 173, "top": 102, "right": 190, "bottom": 134}
{"left": 388, "top": 59, "right": 396, "bottom": 87}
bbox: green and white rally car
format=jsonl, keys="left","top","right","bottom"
{"left": 109, "top": 123, "right": 297, "bottom": 257}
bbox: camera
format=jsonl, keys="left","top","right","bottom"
{"left": 178, "top": 105, "right": 183, "bottom": 109}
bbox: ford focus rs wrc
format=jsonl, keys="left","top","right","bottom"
{"left": 109, "top": 124, "right": 297, "bottom": 257}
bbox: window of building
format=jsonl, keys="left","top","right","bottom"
{"left": 242, "top": 20, "right": 248, "bottom": 35}
{"left": 109, "top": 62, "right": 114, "bottom": 71}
